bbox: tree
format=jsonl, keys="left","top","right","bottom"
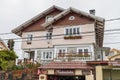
{"left": 7, "top": 39, "right": 14, "bottom": 50}
{"left": 0, "top": 50, "right": 18, "bottom": 71}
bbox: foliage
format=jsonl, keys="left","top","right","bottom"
{"left": 7, "top": 39, "right": 14, "bottom": 50}
{"left": 8, "top": 60, "right": 41, "bottom": 71}
{"left": 0, "top": 50, "right": 18, "bottom": 71}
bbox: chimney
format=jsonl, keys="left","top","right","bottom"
{"left": 89, "top": 9, "right": 95, "bottom": 15}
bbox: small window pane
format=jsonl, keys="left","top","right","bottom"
{"left": 78, "top": 49, "right": 82, "bottom": 54}
{"left": 84, "top": 49, "right": 88, "bottom": 53}
{"left": 66, "top": 29, "right": 69, "bottom": 35}
{"left": 77, "top": 28, "right": 80, "bottom": 34}
{"left": 59, "top": 50, "right": 62, "bottom": 53}
{"left": 70, "top": 28, "right": 72, "bottom": 35}
{"left": 73, "top": 28, "right": 76, "bottom": 34}
{"left": 27, "top": 34, "right": 33, "bottom": 41}
{"left": 49, "top": 33, "right": 52, "bottom": 39}
{"left": 46, "top": 32, "right": 52, "bottom": 39}
{"left": 46, "top": 16, "right": 54, "bottom": 22}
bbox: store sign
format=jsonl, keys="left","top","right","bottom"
{"left": 82, "top": 70, "right": 91, "bottom": 75}
{"left": 55, "top": 70, "right": 74, "bottom": 75}
{"left": 108, "top": 61, "right": 120, "bottom": 66}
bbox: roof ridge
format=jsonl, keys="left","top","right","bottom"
{"left": 12, "top": 5, "right": 65, "bottom": 36}
{"left": 42, "top": 7, "right": 105, "bottom": 28}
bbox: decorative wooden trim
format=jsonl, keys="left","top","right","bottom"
{"left": 64, "top": 35, "right": 82, "bottom": 39}
{"left": 27, "top": 41, "right": 32, "bottom": 44}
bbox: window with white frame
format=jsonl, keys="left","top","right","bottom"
{"left": 57, "top": 48, "right": 67, "bottom": 57}
{"left": 27, "top": 34, "right": 33, "bottom": 41}
{"left": 69, "top": 16, "right": 75, "bottom": 20}
{"left": 58, "top": 49, "right": 66, "bottom": 53}
{"left": 77, "top": 48, "right": 89, "bottom": 54}
{"left": 37, "top": 50, "right": 41, "bottom": 59}
{"left": 65, "top": 27, "right": 80, "bottom": 35}
{"left": 46, "top": 16, "right": 54, "bottom": 22}
{"left": 46, "top": 32, "right": 52, "bottom": 39}
{"left": 41, "top": 51, "right": 53, "bottom": 60}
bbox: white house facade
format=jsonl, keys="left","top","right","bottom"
{"left": 12, "top": 6, "right": 105, "bottom": 64}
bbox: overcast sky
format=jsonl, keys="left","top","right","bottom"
{"left": 0, "top": 0, "right": 120, "bottom": 58}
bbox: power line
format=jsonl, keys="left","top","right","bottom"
{"left": 105, "top": 18, "right": 120, "bottom": 22}
{"left": 0, "top": 18, "right": 120, "bottom": 36}
{"left": 1, "top": 29, "right": 120, "bottom": 42}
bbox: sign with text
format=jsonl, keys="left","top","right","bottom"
{"left": 108, "top": 61, "right": 120, "bottom": 66}
{"left": 55, "top": 69, "right": 74, "bottom": 75}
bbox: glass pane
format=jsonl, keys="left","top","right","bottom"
{"left": 70, "top": 28, "right": 72, "bottom": 35}
{"left": 66, "top": 29, "right": 69, "bottom": 35}
{"left": 59, "top": 50, "right": 62, "bottom": 53}
{"left": 84, "top": 49, "right": 88, "bottom": 53}
{"left": 46, "top": 33, "right": 49, "bottom": 39}
{"left": 77, "top": 28, "right": 80, "bottom": 34}
{"left": 43, "top": 52, "right": 45, "bottom": 59}
{"left": 46, "top": 52, "right": 49, "bottom": 59}
{"left": 78, "top": 49, "right": 82, "bottom": 54}
{"left": 46, "top": 16, "right": 54, "bottom": 22}
{"left": 73, "top": 28, "right": 76, "bottom": 34}
{"left": 28, "top": 34, "right": 33, "bottom": 41}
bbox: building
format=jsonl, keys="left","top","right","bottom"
{"left": 12, "top": 6, "right": 105, "bottom": 63}
{"left": 0, "top": 38, "right": 9, "bottom": 50}
{"left": 12, "top": 6, "right": 106, "bottom": 80}
{"left": 108, "top": 48, "right": 120, "bottom": 61}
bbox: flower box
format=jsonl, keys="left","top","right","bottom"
{"left": 64, "top": 36, "right": 82, "bottom": 39}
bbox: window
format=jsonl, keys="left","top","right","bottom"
{"left": 77, "top": 48, "right": 89, "bottom": 55}
{"left": 73, "top": 28, "right": 76, "bottom": 35}
{"left": 27, "top": 34, "right": 33, "bottom": 41}
{"left": 46, "top": 16, "right": 54, "bottom": 22}
{"left": 58, "top": 49, "right": 66, "bottom": 53}
{"left": 41, "top": 51, "right": 53, "bottom": 60}
{"left": 77, "top": 28, "right": 80, "bottom": 34}
{"left": 65, "top": 27, "right": 80, "bottom": 35}
{"left": 57, "top": 48, "right": 66, "bottom": 57}
{"left": 84, "top": 49, "right": 88, "bottom": 54}
{"left": 69, "top": 16, "right": 75, "bottom": 20}
{"left": 66, "top": 29, "right": 69, "bottom": 35}
{"left": 46, "top": 32, "right": 52, "bottom": 39}
{"left": 78, "top": 49, "right": 83, "bottom": 54}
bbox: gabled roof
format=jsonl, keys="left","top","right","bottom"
{"left": 42, "top": 7, "right": 105, "bottom": 28}
{"left": 108, "top": 48, "right": 120, "bottom": 60}
{"left": 12, "top": 5, "right": 65, "bottom": 36}
{"left": 110, "top": 48, "right": 120, "bottom": 53}
{"left": 108, "top": 53, "right": 120, "bottom": 60}
{"left": 42, "top": 7, "right": 105, "bottom": 47}
{"left": 39, "top": 62, "right": 93, "bottom": 69}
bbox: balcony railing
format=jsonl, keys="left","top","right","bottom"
{"left": 54, "top": 52, "right": 93, "bottom": 62}
{"left": 58, "top": 52, "right": 91, "bottom": 57}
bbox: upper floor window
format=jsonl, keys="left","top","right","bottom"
{"left": 46, "top": 32, "right": 52, "bottom": 39}
{"left": 27, "top": 34, "right": 33, "bottom": 41}
{"left": 57, "top": 48, "right": 67, "bottom": 57}
{"left": 46, "top": 16, "right": 54, "bottom": 22}
{"left": 41, "top": 51, "right": 53, "bottom": 60}
{"left": 65, "top": 27, "right": 80, "bottom": 35}
{"left": 77, "top": 48, "right": 89, "bottom": 54}
{"left": 69, "top": 16, "right": 75, "bottom": 20}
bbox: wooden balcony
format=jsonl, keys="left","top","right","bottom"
{"left": 54, "top": 52, "right": 93, "bottom": 62}
{"left": 64, "top": 35, "right": 82, "bottom": 40}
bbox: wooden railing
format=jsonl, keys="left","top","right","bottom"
{"left": 57, "top": 52, "right": 91, "bottom": 57}
{"left": 55, "top": 52, "right": 93, "bottom": 61}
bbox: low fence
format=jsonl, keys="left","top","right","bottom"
{"left": 0, "top": 69, "right": 39, "bottom": 80}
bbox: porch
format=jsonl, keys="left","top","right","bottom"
{"left": 54, "top": 52, "right": 93, "bottom": 62}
